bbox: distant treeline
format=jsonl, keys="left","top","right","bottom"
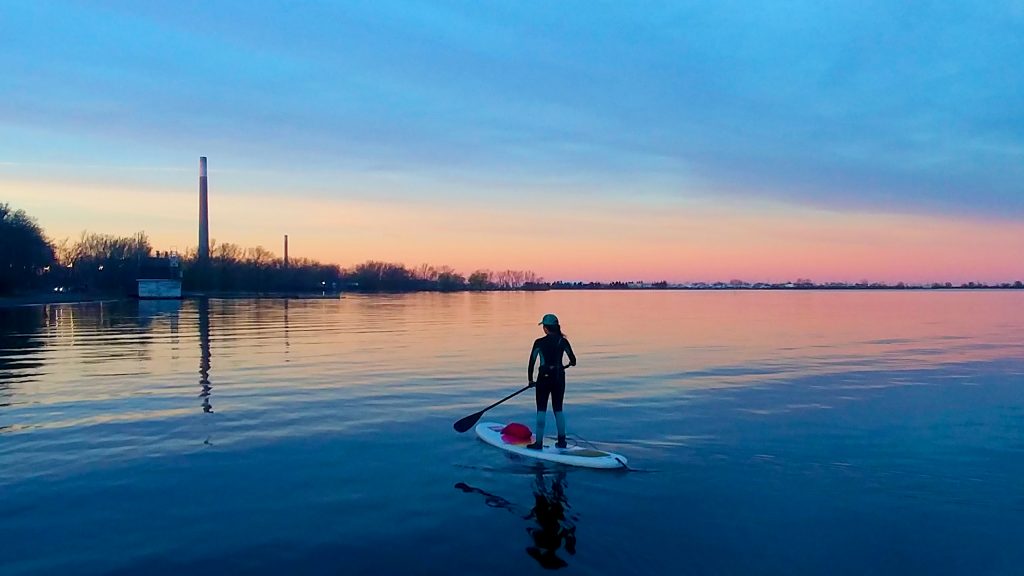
{"left": 182, "top": 242, "right": 343, "bottom": 292}
{"left": 2, "top": 202, "right": 164, "bottom": 295}
{"left": 343, "top": 262, "right": 545, "bottom": 292}
{"left": 0, "top": 202, "right": 343, "bottom": 296}
{"left": 0, "top": 203, "right": 545, "bottom": 295}
{"left": 181, "top": 247, "right": 545, "bottom": 292}
{"left": 2, "top": 202, "right": 1022, "bottom": 296}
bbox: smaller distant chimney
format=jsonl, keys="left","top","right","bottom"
{"left": 284, "top": 234, "right": 289, "bottom": 268}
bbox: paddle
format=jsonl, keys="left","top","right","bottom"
{"left": 453, "top": 384, "right": 532, "bottom": 433}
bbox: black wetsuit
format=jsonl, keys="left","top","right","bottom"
{"left": 529, "top": 334, "right": 577, "bottom": 412}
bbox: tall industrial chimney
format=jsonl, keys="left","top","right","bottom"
{"left": 284, "top": 234, "right": 289, "bottom": 268}
{"left": 198, "top": 156, "right": 210, "bottom": 263}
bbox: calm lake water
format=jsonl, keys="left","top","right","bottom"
{"left": 1, "top": 291, "right": 1023, "bottom": 575}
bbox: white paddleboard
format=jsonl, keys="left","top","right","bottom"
{"left": 475, "top": 421, "right": 627, "bottom": 469}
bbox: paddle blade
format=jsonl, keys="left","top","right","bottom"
{"left": 453, "top": 411, "right": 483, "bottom": 433}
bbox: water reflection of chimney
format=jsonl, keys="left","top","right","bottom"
{"left": 198, "top": 298, "right": 213, "bottom": 413}
{"left": 170, "top": 301, "right": 179, "bottom": 348}
{"left": 284, "top": 299, "right": 290, "bottom": 358}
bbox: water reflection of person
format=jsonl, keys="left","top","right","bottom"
{"left": 525, "top": 470, "right": 577, "bottom": 569}
{"left": 455, "top": 467, "right": 578, "bottom": 570}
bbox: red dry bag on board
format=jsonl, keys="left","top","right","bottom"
{"left": 500, "top": 422, "right": 533, "bottom": 444}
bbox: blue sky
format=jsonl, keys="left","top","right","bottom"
{"left": 1, "top": 1, "right": 1022, "bottom": 281}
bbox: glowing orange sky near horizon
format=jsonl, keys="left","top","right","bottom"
{"left": 3, "top": 177, "right": 1022, "bottom": 284}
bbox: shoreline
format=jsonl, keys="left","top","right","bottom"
{"left": 0, "top": 292, "right": 125, "bottom": 309}
{"left": 4, "top": 285, "right": 1021, "bottom": 309}
{"left": 182, "top": 290, "right": 343, "bottom": 299}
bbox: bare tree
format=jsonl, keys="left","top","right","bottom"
{"left": 414, "top": 263, "right": 438, "bottom": 281}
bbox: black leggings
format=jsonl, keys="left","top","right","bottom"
{"left": 535, "top": 371, "right": 566, "bottom": 412}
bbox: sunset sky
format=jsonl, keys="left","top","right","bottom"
{"left": 2, "top": 1, "right": 1022, "bottom": 283}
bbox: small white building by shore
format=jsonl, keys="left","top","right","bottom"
{"left": 137, "top": 252, "right": 183, "bottom": 299}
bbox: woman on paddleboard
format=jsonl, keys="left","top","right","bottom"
{"left": 527, "top": 314, "right": 577, "bottom": 450}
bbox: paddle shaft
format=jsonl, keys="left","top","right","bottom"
{"left": 453, "top": 384, "right": 531, "bottom": 432}
{"left": 478, "top": 384, "right": 531, "bottom": 416}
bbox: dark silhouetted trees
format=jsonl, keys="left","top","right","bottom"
{"left": 182, "top": 242, "right": 342, "bottom": 292}
{"left": 339, "top": 263, "right": 543, "bottom": 292}
{"left": 436, "top": 269, "right": 467, "bottom": 291}
{"left": 467, "top": 270, "right": 493, "bottom": 290}
{"left": 346, "top": 261, "right": 417, "bottom": 291}
{"left": 0, "top": 203, "right": 152, "bottom": 295}
{"left": 492, "top": 269, "right": 542, "bottom": 289}
{"left": 60, "top": 231, "right": 152, "bottom": 292}
{"left": 410, "top": 264, "right": 466, "bottom": 291}
{"left": 0, "top": 203, "right": 55, "bottom": 294}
